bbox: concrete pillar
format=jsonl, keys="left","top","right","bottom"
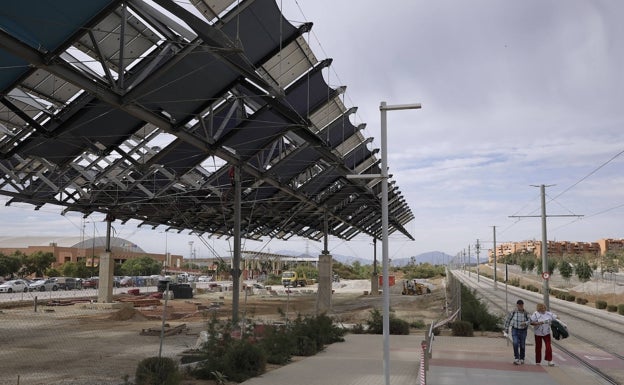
{"left": 97, "top": 252, "right": 114, "bottom": 303}
{"left": 316, "top": 254, "right": 332, "bottom": 314}
{"left": 371, "top": 272, "right": 379, "bottom": 295}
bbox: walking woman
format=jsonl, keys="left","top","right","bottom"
{"left": 530, "top": 303, "right": 557, "bottom": 366}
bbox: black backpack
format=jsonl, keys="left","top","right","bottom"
{"left": 551, "top": 319, "right": 569, "bottom": 340}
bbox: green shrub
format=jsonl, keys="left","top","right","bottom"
{"left": 458, "top": 284, "right": 503, "bottom": 331}
{"left": 575, "top": 297, "right": 585, "bottom": 304}
{"left": 618, "top": 304, "right": 624, "bottom": 316}
{"left": 606, "top": 305, "right": 617, "bottom": 312}
{"left": 565, "top": 294, "right": 575, "bottom": 302}
{"left": 596, "top": 300, "right": 608, "bottom": 309}
{"left": 294, "top": 335, "right": 317, "bottom": 356}
{"left": 509, "top": 278, "right": 520, "bottom": 287}
{"left": 410, "top": 320, "right": 426, "bottom": 329}
{"left": 450, "top": 320, "right": 473, "bottom": 337}
{"left": 222, "top": 340, "right": 266, "bottom": 383}
{"left": 389, "top": 317, "right": 410, "bottom": 335}
{"left": 290, "top": 313, "right": 346, "bottom": 354}
{"left": 257, "top": 325, "right": 295, "bottom": 364}
{"left": 351, "top": 323, "right": 366, "bottom": 334}
{"left": 135, "top": 357, "right": 181, "bottom": 385}
{"left": 364, "top": 309, "right": 410, "bottom": 335}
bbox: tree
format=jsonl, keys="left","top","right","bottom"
{"left": 0, "top": 254, "right": 22, "bottom": 278}
{"left": 120, "top": 257, "right": 162, "bottom": 276}
{"left": 526, "top": 258, "right": 535, "bottom": 273}
{"left": 21, "top": 251, "right": 56, "bottom": 277}
{"left": 601, "top": 252, "right": 619, "bottom": 279}
{"left": 575, "top": 261, "right": 593, "bottom": 282}
{"left": 520, "top": 258, "right": 528, "bottom": 272}
{"left": 215, "top": 259, "right": 229, "bottom": 280}
{"left": 558, "top": 260, "right": 573, "bottom": 283}
{"left": 59, "top": 261, "right": 91, "bottom": 278}
{"left": 548, "top": 259, "right": 557, "bottom": 276}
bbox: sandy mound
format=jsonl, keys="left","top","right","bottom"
{"left": 108, "top": 306, "right": 148, "bottom": 321}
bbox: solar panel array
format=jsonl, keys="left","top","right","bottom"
{"left": 0, "top": 0, "right": 414, "bottom": 244}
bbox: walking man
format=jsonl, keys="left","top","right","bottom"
{"left": 504, "top": 299, "right": 530, "bottom": 365}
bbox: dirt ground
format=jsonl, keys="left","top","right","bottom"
{"left": 2, "top": 270, "right": 621, "bottom": 385}
{"left": 0, "top": 278, "right": 447, "bottom": 385}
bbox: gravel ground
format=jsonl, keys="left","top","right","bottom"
{"left": 0, "top": 278, "right": 445, "bottom": 385}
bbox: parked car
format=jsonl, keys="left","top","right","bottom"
{"left": 53, "top": 277, "right": 81, "bottom": 290}
{"left": 0, "top": 279, "right": 29, "bottom": 293}
{"left": 197, "top": 275, "right": 213, "bottom": 282}
{"left": 82, "top": 277, "right": 99, "bottom": 289}
{"left": 119, "top": 276, "right": 134, "bottom": 287}
{"left": 83, "top": 277, "right": 120, "bottom": 288}
{"left": 29, "top": 279, "right": 59, "bottom": 292}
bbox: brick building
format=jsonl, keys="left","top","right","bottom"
{"left": 0, "top": 236, "right": 183, "bottom": 271}
{"left": 489, "top": 238, "right": 621, "bottom": 262}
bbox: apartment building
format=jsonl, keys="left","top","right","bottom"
{"left": 489, "top": 238, "right": 620, "bottom": 262}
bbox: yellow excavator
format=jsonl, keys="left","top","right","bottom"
{"left": 401, "top": 279, "right": 431, "bottom": 295}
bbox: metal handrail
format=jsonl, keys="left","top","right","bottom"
{"left": 420, "top": 308, "right": 461, "bottom": 384}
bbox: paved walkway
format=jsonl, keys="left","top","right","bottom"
{"left": 241, "top": 334, "right": 421, "bottom": 385}
{"left": 240, "top": 333, "right": 614, "bottom": 385}
{"left": 428, "top": 335, "right": 612, "bottom": 385}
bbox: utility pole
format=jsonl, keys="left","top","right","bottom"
{"left": 510, "top": 184, "right": 583, "bottom": 309}
{"left": 476, "top": 239, "right": 481, "bottom": 282}
{"left": 468, "top": 244, "right": 471, "bottom": 277}
{"left": 492, "top": 226, "right": 497, "bottom": 288}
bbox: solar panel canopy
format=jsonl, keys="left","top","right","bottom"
{"left": 0, "top": 0, "right": 414, "bottom": 245}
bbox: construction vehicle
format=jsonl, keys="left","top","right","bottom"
{"left": 401, "top": 279, "right": 431, "bottom": 295}
{"left": 282, "top": 271, "right": 312, "bottom": 287}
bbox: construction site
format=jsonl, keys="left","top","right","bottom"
{"left": 0, "top": 278, "right": 446, "bottom": 385}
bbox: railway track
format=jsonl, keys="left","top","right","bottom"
{"left": 451, "top": 269, "right": 624, "bottom": 384}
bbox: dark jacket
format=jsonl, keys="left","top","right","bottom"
{"left": 551, "top": 319, "right": 569, "bottom": 340}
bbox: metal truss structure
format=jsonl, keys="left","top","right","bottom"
{"left": 0, "top": 0, "right": 414, "bottom": 245}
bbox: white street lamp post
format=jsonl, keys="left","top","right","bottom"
{"left": 379, "top": 101, "right": 421, "bottom": 385}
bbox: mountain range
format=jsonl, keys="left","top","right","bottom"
{"left": 276, "top": 250, "right": 458, "bottom": 266}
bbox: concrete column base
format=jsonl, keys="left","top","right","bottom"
{"left": 97, "top": 252, "right": 114, "bottom": 303}
{"left": 371, "top": 273, "right": 379, "bottom": 295}
{"left": 316, "top": 254, "right": 332, "bottom": 314}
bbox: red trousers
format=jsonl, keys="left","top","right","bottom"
{"left": 535, "top": 334, "right": 552, "bottom": 363}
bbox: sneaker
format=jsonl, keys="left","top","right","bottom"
{"left": 536, "top": 362, "right": 541, "bottom": 365}
{"left": 548, "top": 361, "right": 555, "bottom": 367}
{"left": 520, "top": 359, "right": 524, "bottom": 365}
{"left": 513, "top": 359, "right": 520, "bottom": 365}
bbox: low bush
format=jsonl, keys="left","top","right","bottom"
{"left": 258, "top": 325, "right": 295, "bottom": 364}
{"left": 351, "top": 323, "right": 366, "bottom": 334}
{"left": 618, "top": 304, "right": 624, "bottom": 316}
{"left": 410, "top": 320, "right": 426, "bottom": 329}
{"left": 223, "top": 341, "right": 266, "bottom": 383}
{"left": 459, "top": 284, "right": 503, "bottom": 331}
{"left": 135, "top": 357, "right": 181, "bottom": 385}
{"left": 596, "top": 300, "right": 608, "bottom": 309}
{"left": 365, "top": 308, "right": 410, "bottom": 335}
{"left": 575, "top": 297, "right": 587, "bottom": 305}
{"left": 191, "top": 313, "right": 345, "bottom": 382}
{"left": 450, "top": 320, "right": 473, "bottom": 337}
{"left": 565, "top": 294, "right": 575, "bottom": 302}
{"left": 606, "top": 305, "right": 617, "bottom": 312}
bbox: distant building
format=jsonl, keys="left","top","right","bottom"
{"left": 0, "top": 236, "right": 183, "bottom": 270}
{"left": 489, "top": 238, "right": 622, "bottom": 262}
{"left": 191, "top": 250, "right": 319, "bottom": 280}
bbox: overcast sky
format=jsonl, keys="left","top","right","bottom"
{"left": 1, "top": 1, "right": 622, "bottom": 263}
